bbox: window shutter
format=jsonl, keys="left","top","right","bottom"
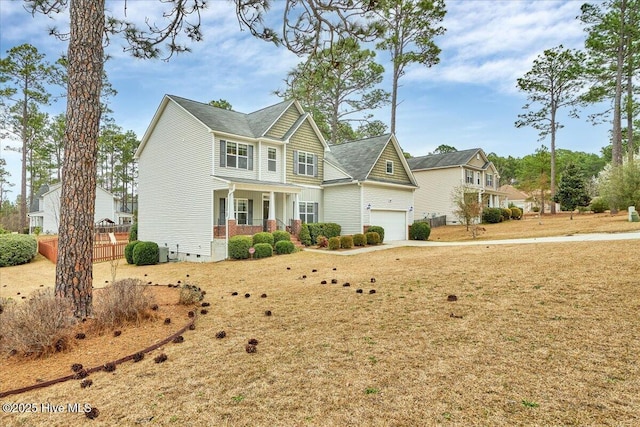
{"left": 293, "top": 150, "right": 298, "bottom": 175}
{"left": 219, "top": 198, "right": 226, "bottom": 224}
{"left": 220, "top": 140, "right": 226, "bottom": 167}
{"left": 248, "top": 199, "right": 254, "bottom": 225}
{"left": 313, "top": 154, "right": 318, "bottom": 177}
{"left": 314, "top": 202, "right": 319, "bottom": 222}
{"left": 248, "top": 145, "right": 254, "bottom": 170}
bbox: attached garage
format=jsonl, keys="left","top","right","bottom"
{"left": 370, "top": 210, "right": 407, "bottom": 241}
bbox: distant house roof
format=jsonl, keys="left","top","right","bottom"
{"left": 498, "top": 184, "right": 530, "bottom": 201}
{"left": 167, "top": 95, "right": 294, "bottom": 139}
{"left": 407, "top": 148, "right": 485, "bottom": 171}
{"left": 29, "top": 184, "right": 50, "bottom": 213}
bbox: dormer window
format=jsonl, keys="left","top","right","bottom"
{"left": 386, "top": 160, "right": 394, "bottom": 174}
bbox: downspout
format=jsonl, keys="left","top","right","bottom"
{"left": 225, "top": 184, "right": 236, "bottom": 260}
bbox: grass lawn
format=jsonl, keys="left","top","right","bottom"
{"left": 0, "top": 212, "right": 639, "bottom": 426}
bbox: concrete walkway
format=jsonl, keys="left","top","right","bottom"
{"left": 304, "top": 230, "right": 640, "bottom": 256}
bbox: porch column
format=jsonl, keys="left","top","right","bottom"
{"left": 291, "top": 193, "right": 302, "bottom": 236}
{"left": 267, "top": 191, "right": 276, "bottom": 232}
{"left": 228, "top": 191, "right": 235, "bottom": 220}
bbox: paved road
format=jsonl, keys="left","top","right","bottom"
{"left": 305, "top": 230, "right": 640, "bottom": 255}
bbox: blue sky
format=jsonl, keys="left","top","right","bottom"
{"left": 0, "top": 0, "right": 611, "bottom": 194}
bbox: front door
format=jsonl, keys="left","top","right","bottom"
{"left": 263, "top": 200, "right": 269, "bottom": 231}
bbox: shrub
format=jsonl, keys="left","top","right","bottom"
{"left": 275, "top": 240, "right": 296, "bottom": 254}
{"left": 229, "top": 235, "right": 253, "bottom": 259}
{"left": 366, "top": 231, "right": 381, "bottom": 245}
{"left": 340, "top": 235, "right": 354, "bottom": 249}
{"left": 129, "top": 223, "right": 138, "bottom": 241}
{"left": 272, "top": 230, "right": 291, "bottom": 245}
{"left": 328, "top": 236, "right": 341, "bottom": 250}
{"left": 482, "top": 207, "right": 503, "bottom": 224}
{"left": 298, "top": 223, "right": 311, "bottom": 246}
{"left": 590, "top": 197, "right": 608, "bottom": 213}
{"left": 317, "top": 235, "right": 329, "bottom": 248}
{"left": 253, "top": 232, "right": 274, "bottom": 246}
{"left": 133, "top": 241, "right": 159, "bottom": 266}
{"left": 253, "top": 243, "right": 273, "bottom": 259}
{"left": 93, "top": 279, "right": 154, "bottom": 329}
{"left": 367, "top": 226, "right": 385, "bottom": 243}
{"left": 124, "top": 240, "right": 140, "bottom": 264}
{"left": 0, "top": 288, "right": 77, "bottom": 357}
{"left": 510, "top": 206, "right": 523, "bottom": 220}
{"left": 179, "top": 283, "right": 204, "bottom": 305}
{"left": 500, "top": 208, "right": 512, "bottom": 221}
{"left": 409, "top": 222, "right": 431, "bottom": 240}
{"left": 532, "top": 206, "right": 540, "bottom": 213}
{"left": 0, "top": 234, "right": 38, "bottom": 267}
{"left": 306, "top": 223, "right": 341, "bottom": 244}
{"left": 353, "top": 233, "right": 366, "bottom": 246}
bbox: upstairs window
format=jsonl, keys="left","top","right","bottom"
{"left": 486, "top": 174, "right": 493, "bottom": 188}
{"left": 294, "top": 150, "right": 317, "bottom": 177}
{"left": 465, "top": 169, "right": 474, "bottom": 184}
{"left": 268, "top": 147, "right": 276, "bottom": 172}
{"left": 220, "top": 140, "right": 253, "bottom": 170}
{"left": 386, "top": 160, "right": 394, "bottom": 174}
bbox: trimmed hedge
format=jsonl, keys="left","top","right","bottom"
{"left": 124, "top": 241, "right": 140, "bottom": 264}
{"left": 253, "top": 232, "right": 274, "bottom": 246}
{"left": 340, "top": 235, "right": 353, "bottom": 249}
{"left": 353, "top": 233, "right": 366, "bottom": 247}
{"left": 229, "top": 235, "right": 253, "bottom": 260}
{"left": 133, "top": 241, "right": 159, "bottom": 266}
{"left": 510, "top": 206, "right": 523, "bottom": 220}
{"left": 253, "top": 243, "right": 273, "bottom": 259}
{"left": 328, "top": 236, "right": 341, "bottom": 250}
{"left": 409, "top": 222, "right": 431, "bottom": 241}
{"left": 367, "top": 226, "right": 385, "bottom": 243}
{"left": 306, "top": 223, "right": 341, "bottom": 245}
{"left": 482, "top": 207, "right": 503, "bottom": 224}
{"left": 275, "top": 240, "right": 296, "bottom": 254}
{"left": 129, "top": 223, "right": 138, "bottom": 242}
{"left": 272, "top": 230, "right": 291, "bottom": 245}
{"left": 365, "top": 231, "right": 381, "bottom": 245}
{"left": 0, "top": 234, "right": 38, "bottom": 267}
{"left": 299, "top": 223, "right": 311, "bottom": 246}
{"left": 590, "top": 197, "right": 608, "bottom": 213}
{"left": 500, "top": 208, "right": 512, "bottom": 222}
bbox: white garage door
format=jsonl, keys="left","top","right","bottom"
{"left": 370, "top": 210, "right": 407, "bottom": 241}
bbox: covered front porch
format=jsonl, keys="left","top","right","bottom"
{"left": 212, "top": 178, "right": 304, "bottom": 239}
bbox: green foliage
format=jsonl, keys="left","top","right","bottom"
{"left": 510, "top": 206, "right": 523, "bottom": 220}
{"left": 328, "top": 236, "right": 341, "bottom": 250}
{"left": 365, "top": 231, "right": 381, "bottom": 245}
{"left": 274, "top": 240, "right": 296, "bottom": 255}
{"left": 129, "top": 223, "right": 138, "bottom": 242}
{"left": 590, "top": 197, "right": 608, "bottom": 213}
{"left": 482, "top": 208, "right": 503, "bottom": 224}
{"left": 500, "top": 208, "right": 512, "bottom": 221}
{"left": 554, "top": 163, "right": 592, "bottom": 211}
{"left": 133, "top": 241, "right": 159, "bottom": 266}
{"left": 409, "top": 222, "right": 431, "bottom": 241}
{"left": 340, "top": 235, "right": 353, "bottom": 249}
{"left": 298, "top": 223, "right": 311, "bottom": 246}
{"left": 272, "top": 230, "right": 291, "bottom": 245}
{"left": 253, "top": 232, "right": 274, "bottom": 246}
{"left": 598, "top": 161, "right": 640, "bottom": 210}
{"left": 353, "top": 233, "right": 366, "bottom": 246}
{"left": 451, "top": 185, "right": 482, "bottom": 231}
{"left": 367, "top": 226, "right": 385, "bottom": 243}
{"left": 306, "top": 223, "right": 341, "bottom": 244}
{"left": 0, "top": 234, "right": 38, "bottom": 267}
{"left": 124, "top": 240, "right": 140, "bottom": 264}
{"left": 253, "top": 242, "right": 273, "bottom": 259}
{"left": 228, "top": 235, "right": 253, "bottom": 260}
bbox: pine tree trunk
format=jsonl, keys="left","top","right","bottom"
{"left": 54, "top": 0, "right": 105, "bottom": 318}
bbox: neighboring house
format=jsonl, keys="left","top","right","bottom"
{"left": 135, "top": 95, "right": 417, "bottom": 262}
{"left": 407, "top": 148, "right": 506, "bottom": 225}
{"left": 498, "top": 184, "right": 534, "bottom": 213}
{"left": 28, "top": 183, "right": 134, "bottom": 234}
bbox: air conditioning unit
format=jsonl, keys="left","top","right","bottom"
{"left": 158, "top": 246, "right": 169, "bottom": 263}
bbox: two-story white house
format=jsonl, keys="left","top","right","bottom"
{"left": 407, "top": 148, "right": 506, "bottom": 225}
{"left": 135, "top": 95, "right": 417, "bottom": 261}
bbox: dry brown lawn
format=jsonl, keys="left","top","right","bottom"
{"left": 0, "top": 213, "right": 639, "bottom": 426}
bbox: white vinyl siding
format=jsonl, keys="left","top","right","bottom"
{"left": 215, "top": 137, "right": 258, "bottom": 181}
{"left": 362, "top": 184, "right": 414, "bottom": 227}
{"left": 137, "top": 100, "right": 212, "bottom": 259}
{"left": 324, "top": 161, "right": 351, "bottom": 181}
{"left": 413, "top": 167, "right": 465, "bottom": 225}
{"left": 323, "top": 184, "right": 362, "bottom": 235}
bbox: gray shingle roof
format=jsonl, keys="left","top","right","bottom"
{"left": 325, "top": 134, "right": 392, "bottom": 181}
{"left": 167, "top": 95, "right": 293, "bottom": 139}
{"left": 407, "top": 148, "right": 482, "bottom": 171}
